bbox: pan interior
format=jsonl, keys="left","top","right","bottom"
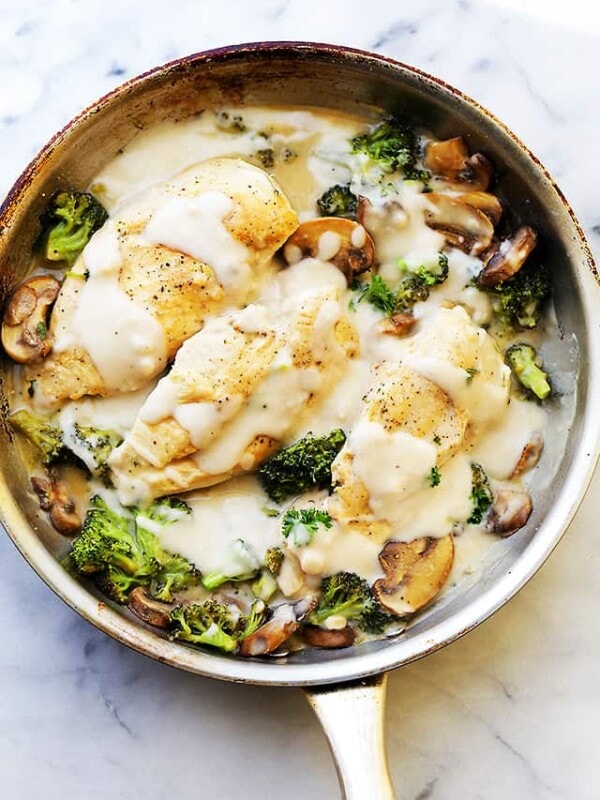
{"left": 0, "top": 44, "right": 597, "bottom": 685}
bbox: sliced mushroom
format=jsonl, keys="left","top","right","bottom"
{"left": 283, "top": 218, "right": 376, "bottom": 282}
{"left": 1, "top": 275, "right": 61, "bottom": 363}
{"left": 301, "top": 624, "right": 356, "bottom": 649}
{"left": 128, "top": 587, "right": 172, "bottom": 628}
{"left": 459, "top": 192, "right": 503, "bottom": 227}
{"left": 425, "top": 137, "right": 493, "bottom": 192}
{"left": 358, "top": 197, "right": 408, "bottom": 232}
{"left": 379, "top": 311, "right": 417, "bottom": 337}
{"left": 372, "top": 535, "right": 454, "bottom": 616}
{"left": 239, "top": 603, "right": 299, "bottom": 657}
{"left": 477, "top": 226, "right": 537, "bottom": 287}
{"left": 510, "top": 433, "right": 544, "bottom": 478}
{"left": 31, "top": 472, "right": 81, "bottom": 535}
{"left": 423, "top": 193, "right": 494, "bottom": 255}
{"left": 487, "top": 489, "right": 532, "bottom": 536}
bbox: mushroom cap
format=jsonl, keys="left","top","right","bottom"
{"left": 423, "top": 193, "right": 495, "bottom": 255}
{"left": 372, "top": 535, "right": 454, "bottom": 616}
{"left": 477, "top": 226, "right": 538, "bottom": 287}
{"left": 283, "top": 217, "right": 376, "bottom": 282}
{"left": 487, "top": 489, "right": 532, "bottom": 536}
{"left": 2, "top": 275, "right": 61, "bottom": 364}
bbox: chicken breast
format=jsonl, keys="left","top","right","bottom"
{"left": 329, "top": 363, "right": 468, "bottom": 540}
{"left": 31, "top": 157, "right": 298, "bottom": 403}
{"left": 328, "top": 308, "right": 509, "bottom": 542}
{"left": 109, "top": 288, "right": 359, "bottom": 503}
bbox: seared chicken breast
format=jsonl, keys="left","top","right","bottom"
{"left": 31, "top": 158, "right": 298, "bottom": 403}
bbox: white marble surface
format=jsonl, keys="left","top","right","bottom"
{"left": 1, "top": 1, "right": 600, "bottom": 798}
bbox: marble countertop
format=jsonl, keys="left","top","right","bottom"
{"left": 2, "top": 1, "right": 600, "bottom": 798}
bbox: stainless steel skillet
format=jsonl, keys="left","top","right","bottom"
{"left": 0, "top": 43, "right": 599, "bottom": 800}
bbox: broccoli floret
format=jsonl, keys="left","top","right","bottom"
{"left": 70, "top": 496, "right": 145, "bottom": 577}
{"left": 171, "top": 599, "right": 266, "bottom": 652}
{"left": 201, "top": 539, "right": 261, "bottom": 591}
{"left": 72, "top": 423, "right": 122, "bottom": 481}
{"left": 468, "top": 463, "right": 493, "bottom": 524}
{"left": 251, "top": 570, "right": 279, "bottom": 602}
{"left": 238, "top": 600, "right": 268, "bottom": 641}
{"left": 308, "top": 571, "right": 392, "bottom": 633}
{"left": 259, "top": 429, "right": 346, "bottom": 504}
{"left": 485, "top": 262, "right": 551, "bottom": 329}
{"left": 134, "top": 496, "right": 191, "bottom": 530}
{"left": 264, "top": 546, "right": 284, "bottom": 576}
{"left": 409, "top": 252, "right": 449, "bottom": 286}
{"left": 69, "top": 496, "right": 199, "bottom": 603}
{"left": 170, "top": 600, "right": 240, "bottom": 652}
{"left": 282, "top": 508, "right": 333, "bottom": 546}
{"left": 354, "top": 254, "right": 448, "bottom": 317}
{"left": 394, "top": 274, "right": 431, "bottom": 312}
{"left": 505, "top": 343, "right": 551, "bottom": 400}
{"left": 41, "top": 191, "right": 108, "bottom": 265}
{"left": 10, "top": 409, "right": 65, "bottom": 465}
{"left": 351, "top": 117, "right": 429, "bottom": 181}
{"left": 316, "top": 185, "right": 359, "bottom": 218}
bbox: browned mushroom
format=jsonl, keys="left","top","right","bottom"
{"left": 372, "top": 535, "right": 454, "bottom": 616}
{"left": 239, "top": 603, "right": 299, "bottom": 657}
{"left": 423, "top": 193, "right": 495, "bottom": 255}
{"left": 487, "top": 489, "right": 532, "bottom": 536}
{"left": 301, "top": 624, "right": 356, "bottom": 649}
{"left": 31, "top": 472, "right": 81, "bottom": 535}
{"left": 1, "top": 275, "right": 61, "bottom": 363}
{"left": 424, "top": 137, "right": 493, "bottom": 192}
{"left": 379, "top": 311, "right": 417, "bottom": 337}
{"left": 128, "top": 587, "right": 172, "bottom": 628}
{"left": 510, "top": 433, "right": 544, "bottom": 478}
{"left": 476, "top": 226, "right": 537, "bottom": 287}
{"left": 283, "top": 218, "right": 376, "bottom": 282}
{"left": 459, "top": 191, "right": 503, "bottom": 226}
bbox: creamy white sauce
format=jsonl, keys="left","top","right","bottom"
{"left": 30, "top": 106, "right": 557, "bottom": 610}
{"left": 54, "top": 222, "right": 168, "bottom": 391}
{"left": 143, "top": 192, "right": 251, "bottom": 290}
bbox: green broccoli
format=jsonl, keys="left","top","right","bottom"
{"left": 408, "top": 252, "right": 449, "bottom": 286}
{"left": 468, "top": 463, "right": 493, "bottom": 524}
{"left": 393, "top": 274, "right": 431, "bottom": 312}
{"left": 69, "top": 496, "right": 198, "bottom": 603}
{"left": 251, "top": 570, "right": 279, "bottom": 602}
{"left": 308, "top": 571, "right": 393, "bottom": 633}
{"left": 201, "top": 539, "right": 261, "bottom": 591}
{"left": 170, "top": 600, "right": 240, "bottom": 652}
{"left": 282, "top": 508, "right": 333, "bottom": 546}
{"left": 351, "top": 116, "right": 429, "bottom": 181}
{"left": 354, "top": 254, "right": 448, "bottom": 317}
{"left": 170, "top": 598, "right": 267, "bottom": 652}
{"left": 70, "top": 495, "right": 147, "bottom": 581}
{"left": 72, "top": 423, "right": 122, "bottom": 481}
{"left": 264, "top": 546, "right": 284, "bottom": 576}
{"left": 238, "top": 600, "right": 268, "bottom": 641}
{"left": 258, "top": 429, "right": 346, "bottom": 504}
{"left": 505, "top": 343, "right": 551, "bottom": 400}
{"left": 484, "top": 262, "right": 551, "bottom": 329}
{"left": 316, "top": 185, "right": 359, "bottom": 218}
{"left": 41, "top": 191, "right": 108, "bottom": 265}
{"left": 9, "top": 409, "right": 65, "bottom": 465}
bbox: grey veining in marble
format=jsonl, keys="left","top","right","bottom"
{"left": 1, "top": 1, "right": 600, "bottom": 798}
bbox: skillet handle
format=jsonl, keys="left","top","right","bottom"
{"left": 304, "top": 672, "right": 396, "bottom": 800}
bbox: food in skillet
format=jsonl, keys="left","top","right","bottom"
{"left": 2, "top": 108, "right": 553, "bottom": 656}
